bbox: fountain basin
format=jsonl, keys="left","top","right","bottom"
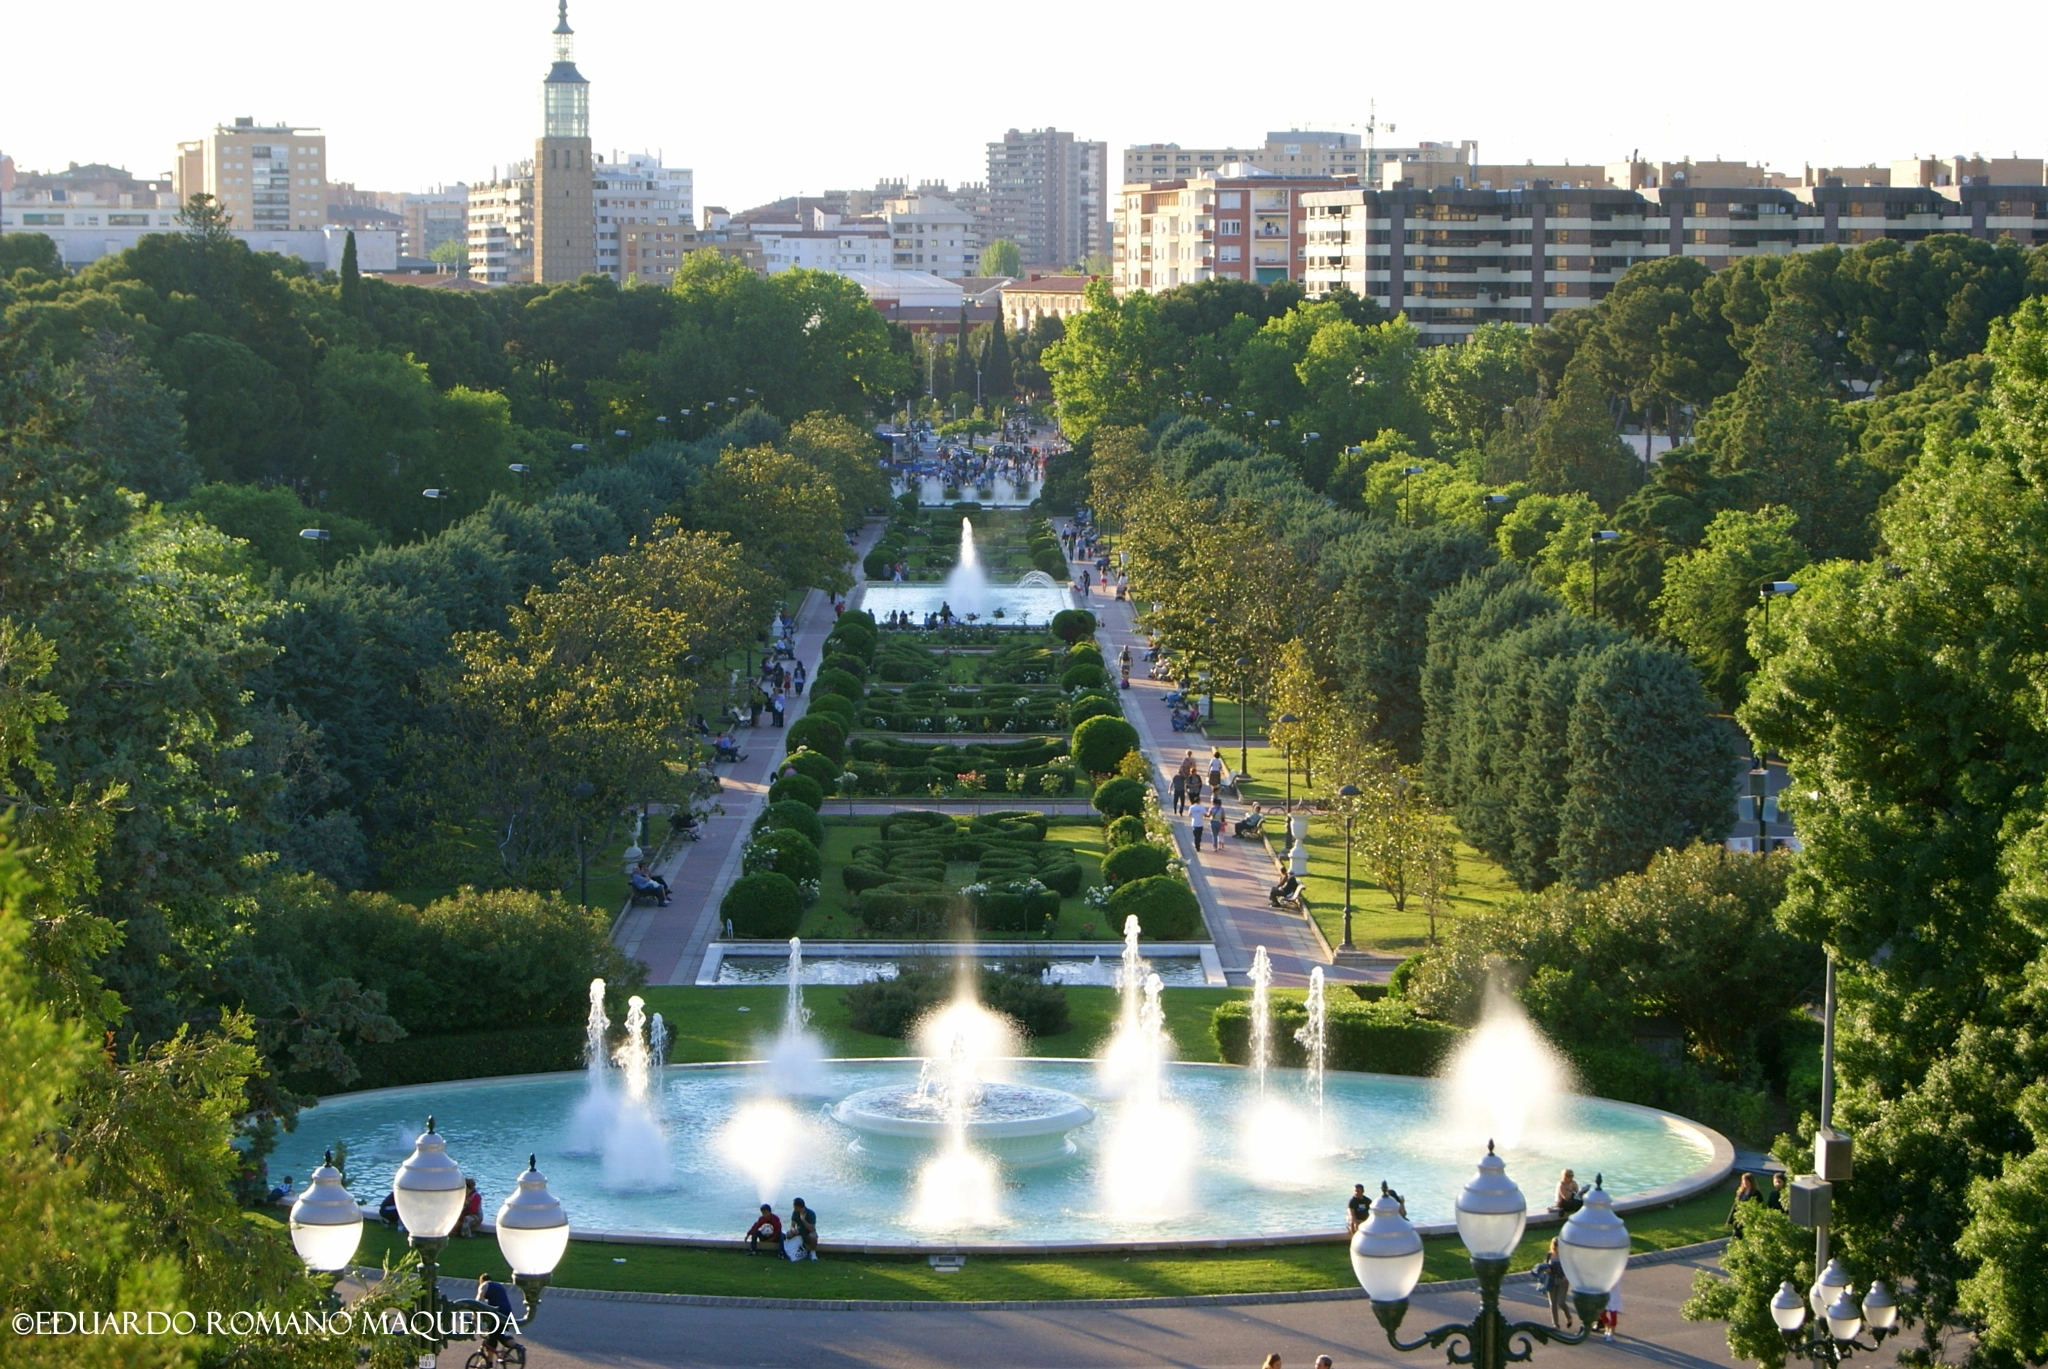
{"left": 833, "top": 1082, "right": 1095, "bottom": 1168}
{"left": 858, "top": 582, "right": 1073, "bottom": 625}
{"left": 275, "top": 1060, "right": 1732, "bottom": 1249}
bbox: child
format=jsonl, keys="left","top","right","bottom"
{"left": 1598, "top": 1280, "right": 1623, "bottom": 1340}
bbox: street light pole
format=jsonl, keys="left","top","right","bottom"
{"left": 1338, "top": 781, "right": 1361, "bottom": 952}
{"left": 1235, "top": 654, "right": 1254, "bottom": 777}
{"left": 1401, "top": 465, "right": 1426, "bottom": 527}
{"left": 1277, "top": 712, "right": 1298, "bottom": 809}
{"left": 1589, "top": 530, "right": 1619, "bottom": 620}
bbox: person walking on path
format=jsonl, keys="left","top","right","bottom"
{"left": 771, "top": 688, "right": 787, "bottom": 728}
{"left": 792, "top": 662, "right": 806, "bottom": 696}
{"left": 1190, "top": 799, "right": 1208, "bottom": 852}
{"left": 1534, "top": 1238, "right": 1573, "bottom": 1329}
{"left": 1209, "top": 798, "right": 1226, "bottom": 847}
{"left": 1171, "top": 769, "right": 1188, "bottom": 815}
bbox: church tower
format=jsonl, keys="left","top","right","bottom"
{"left": 533, "top": 0, "right": 595, "bottom": 283}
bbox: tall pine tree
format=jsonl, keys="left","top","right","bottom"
{"left": 339, "top": 229, "right": 361, "bottom": 312}
{"left": 984, "top": 322, "right": 1014, "bottom": 405}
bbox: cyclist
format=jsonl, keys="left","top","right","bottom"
{"left": 474, "top": 1273, "right": 520, "bottom": 1365}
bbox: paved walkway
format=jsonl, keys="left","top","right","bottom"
{"left": 1071, "top": 550, "right": 1361, "bottom": 989}
{"left": 490, "top": 1252, "right": 1838, "bottom": 1369}
{"left": 615, "top": 524, "right": 885, "bottom": 985}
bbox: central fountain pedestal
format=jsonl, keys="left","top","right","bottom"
{"left": 833, "top": 1082, "right": 1094, "bottom": 1168}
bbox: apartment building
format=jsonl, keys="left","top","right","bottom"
{"left": 1003, "top": 274, "right": 1095, "bottom": 333}
{"left": 595, "top": 153, "right": 692, "bottom": 283}
{"left": 748, "top": 208, "right": 890, "bottom": 273}
{"left": 401, "top": 187, "right": 470, "bottom": 261}
{"left": 173, "top": 118, "right": 328, "bottom": 230}
{"left": 1111, "top": 166, "right": 1352, "bottom": 294}
{"left": 1126, "top": 134, "right": 1474, "bottom": 195}
{"left": 1301, "top": 173, "right": 2048, "bottom": 345}
{"left": 885, "top": 194, "right": 981, "bottom": 277}
{"left": 987, "top": 128, "right": 1108, "bottom": 269}
{"left": 467, "top": 166, "right": 535, "bottom": 284}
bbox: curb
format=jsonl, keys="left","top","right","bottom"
{"left": 526, "top": 1238, "right": 1733, "bottom": 1313}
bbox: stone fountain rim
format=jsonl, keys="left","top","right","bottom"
{"left": 310, "top": 1057, "right": 1734, "bottom": 1233}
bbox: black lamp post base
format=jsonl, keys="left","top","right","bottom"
{"left": 1367, "top": 1253, "right": 1607, "bottom": 1368}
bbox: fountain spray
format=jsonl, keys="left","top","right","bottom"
{"left": 600, "top": 995, "right": 672, "bottom": 1190}
{"left": 1294, "top": 966, "right": 1328, "bottom": 1146}
{"left": 784, "top": 936, "right": 811, "bottom": 1037}
{"left": 567, "top": 978, "right": 616, "bottom": 1154}
{"left": 765, "top": 937, "right": 828, "bottom": 1095}
{"left": 583, "top": 978, "right": 611, "bottom": 1075}
{"left": 1248, "top": 946, "right": 1274, "bottom": 1096}
{"left": 648, "top": 1012, "right": 670, "bottom": 1086}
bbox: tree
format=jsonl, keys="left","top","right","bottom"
{"left": 1530, "top": 353, "right": 1640, "bottom": 510}
{"left": 339, "top": 229, "right": 361, "bottom": 312}
{"left": 983, "top": 322, "right": 1015, "bottom": 402}
{"left": 173, "top": 191, "right": 234, "bottom": 239}
{"left": 688, "top": 445, "right": 851, "bottom": 595}
{"left": 1349, "top": 761, "right": 1458, "bottom": 923}
{"left": 1045, "top": 280, "right": 1176, "bottom": 440}
{"left": 980, "top": 239, "right": 1023, "bottom": 278}
{"left": 0, "top": 231, "right": 64, "bottom": 278}
{"left": 56, "top": 332, "right": 201, "bottom": 502}
{"left": 1655, "top": 506, "right": 1806, "bottom": 709}
{"left": 1417, "top": 321, "right": 1536, "bottom": 453}
{"left": 428, "top": 237, "right": 468, "bottom": 270}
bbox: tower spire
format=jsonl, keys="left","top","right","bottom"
{"left": 555, "top": 0, "right": 571, "bottom": 34}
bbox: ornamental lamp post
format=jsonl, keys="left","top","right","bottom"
{"left": 1353, "top": 1149, "right": 1629, "bottom": 1369}
{"left": 1235, "top": 654, "right": 1254, "bottom": 776}
{"left": 393, "top": 1118, "right": 467, "bottom": 1346}
{"left": 289, "top": 1151, "right": 365, "bottom": 1273}
{"left": 1277, "top": 712, "right": 1299, "bottom": 809}
{"left": 1768, "top": 1268, "right": 1897, "bottom": 1367}
{"left": 1401, "top": 465, "right": 1426, "bottom": 526}
{"left": 495, "top": 1154, "right": 572, "bottom": 1325}
{"left": 1338, "top": 782, "right": 1362, "bottom": 951}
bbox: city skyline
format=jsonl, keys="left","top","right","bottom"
{"left": 5, "top": 0, "right": 2044, "bottom": 217}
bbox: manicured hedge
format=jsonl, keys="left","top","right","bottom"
{"left": 805, "top": 691, "right": 855, "bottom": 725}
{"left": 1051, "top": 608, "right": 1097, "bottom": 643}
{"left": 782, "top": 748, "right": 840, "bottom": 789}
{"left": 1101, "top": 842, "right": 1170, "bottom": 885}
{"left": 1092, "top": 777, "right": 1146, "bottom": 819}
{"left": 721, "top": 871, "right": 803, "bottom": 937}
{"left": 1211, "top": 993, "right": 1466, "bottom": 1077}
{"left": 760, "top": 798, "right": 826, "bottom": 848}
{"left": 1066, "top": 643, "right": 1105, "bottom": 670}
{"left": 1108, "top": 876, "right": 1204, "bottom": 939}
{"left": 1069, "top": 695, "right": 1120, "bottom": 725}
{"left": 972, "top": 881, "right": 1061, "bottom": 933}
{"left": 821, "top": 653, "right": 869, "bottom": 682}
{"left": 785, "top": 714, "right": 846, "bottom": 763}
{"left": 749, "top": 827, "right": 822, "bottom": 883}
{"left": 814, "top": 667, "right": 866, "bottom": 702}
{"left": 1061, "top": 663, "right": 1109, "bottom": 690}
{"left": 1105, "top": 815, "right": 1147, "bottom": 849}
{"left": 285, "top": 1025, "right": 588, "bottom": 1094}
{"left": 767, "top": 773, "right": 825, "bottom": 810}
{"left": 1072, "top": 715, "right": 1140, "bottom": 775}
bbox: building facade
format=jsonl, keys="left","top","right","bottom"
{"left": 401, "top": 187, "right": 470, "bottom": 262}
{"left": 595, "top": 153, "right": 692, "bottom": 283}
{"left": 987, "top": 128, "right": 1108, "bottom": 269}
{"left": 748, "top": 208, "right": 890, "bottom": 273}
{"left": 1002, "top": 274, "right": 1094, "bottom": 333}
{"left": 1112, "top": 166, "right": 1351, "bottom": 293}
{"left": 173, "top": 118, "right": 328, "bottom": 231}
{"left": 1125, "top": 133, "right": 1476, "bottom": 196}
{"left": 1301, "top": 177, "right": 2048, "bottom": 345}
{"left": 467, "top": 166, "right": 535, "bottom": 284}
{"left": 885, "top": 194, "right": 982, "bottom": 277}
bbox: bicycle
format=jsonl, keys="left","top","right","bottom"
{"left": 464, "top": 1342, "right": 526, "bottom": 1369}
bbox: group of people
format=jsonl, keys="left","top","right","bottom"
{"left": 629, "top": 863, "right": 673, "bottom": 906}
{"left": 1172, "top": 751, "right": 1233, "bottom": 852}
{"left": 743, "top": 1198, "right": 821, "bottom": 1261}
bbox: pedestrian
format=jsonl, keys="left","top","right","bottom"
{"left": 1209, "top": 751, "right": 1224, "bottom": 795}
{"left": 1597, "top": 1280, "right": 1623, "bottom": 1340}
{"left": 1190, "top": 799, "right": 1207, "bottom": 852}
{"left": 1262, "top": 1356, "right": 1282, "bottom": 1369}
{"left": 1727, "top": 1172, "right": 1762, "bottom": 1226}
{"left": 1768, "top": 1171, "right": 1787, "bottom": 1211}
{"left": 1346, "top": 1183, "right": 1371, "bottom": 1235}
{"left": 1533, "top": 1238, "right": 1573, "bottom": 1329}
{"left": 1209, "top": 799, "right": 1226, "bottom": 847}
{"left": 1314, "top": 1359, "right": 1333, "bottom": 1369}
{"left": 771, "top": 689, "right": 787, "bottom": 728}
{"left": 1171, "top": 770, "right": 1188, "bottom": 815}
{"left": 792, "top": 662, "right": 807, "bottom": 696}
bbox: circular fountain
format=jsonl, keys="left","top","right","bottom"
{"left": 833, "top": 1081, "right": 1094, "bottom": 1168}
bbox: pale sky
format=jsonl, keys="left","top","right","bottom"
{"left": 6, "top": 0, "right": 2045, "bottom": 214}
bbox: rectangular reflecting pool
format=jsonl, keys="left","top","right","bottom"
{"left": 714, "top": 955, "right": 1211, "bottom": 987}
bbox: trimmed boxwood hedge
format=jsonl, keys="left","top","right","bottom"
{"left": 1069, "top": 694, "right": 1120, "bottom": 726}
{"left": 1104, "top": 815, "right": 1147, "bottom": 849}
{"left": 784, "top": 714, "right": 846, "bottom": 762}
{"left": 782, "top": 748, "right": 840, "bottom": 789}
{"left": 1051, "top": 608, "right": 1097, "bottom": 643}
{"left": 1092, "top": 776, "right": 1146, "bottom": 819}
{"left": 1060, "top": 662, "right": 1109, "bottom": 691}
{"left": 722, "top": 871, "right": 803, "bottom": 937}
{"left": 760, "top": 798, "right": 825, "bottom": 847}
{"left": 1107, "top": 875, "right": 1203, "bottom": 939}
{"left": 1066, "top": 643, "right": 1105, "bottom": 670}
{"left": 814, "top": 667, "right": 866, "bottom": 702}
{"left": 1212, "top": 993, "right": 1465, "bottom": 1077}
{"left": 284, "top": 1024, "right": 588, "bottom": 1095}
{"left": 805, "top": 691, "right": 855, "bottom": 724}
{"left": 749, "top": 827, "right": 822, "bottom": 883}
{"left": 1072, "top": 715, "right": 1140, "bottom": 775}
{"left": 1101, "top": 842, "right": 1170, "bottom": 885}
{"left": 767, "top": 773, "right": 825, "bottom": 810}
{"left": 821, "top": 653, "right": 869, "bottom": 682}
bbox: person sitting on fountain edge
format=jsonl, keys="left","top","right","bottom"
{"left": 788, "top": 1198, "right": 819, "bottom": 1260}
{"left": 745, "top": 1204, "right": 783, "bottom": 1254}
{"left": 1347, "top": 1183, "right": 1372, "bottom": 1235}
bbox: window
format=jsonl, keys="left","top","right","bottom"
{"left": 1219, "top": 220, "right": 1242, "bottom": 235}
{"left": 1220, "top": 246, "right": 1242, "bottom": 262}
{"left": 23, "top": 213, "right": 62, "bottom": 225}
{"left": 1219, "top": 192, "right": 1242, "bottom": 209}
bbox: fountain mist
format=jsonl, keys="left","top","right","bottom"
{"left": 566, "top": 978, "right": 614, "bottom": 1154}
{"left": 600, "top": 995, "right": 672, "bottom": 1190}
{"left": 765, "top": 937, "right": 828, "bottom": 1095}
{"left": 1436, "top": 981, "right": 1577, "bottom": 1152}
{"left": 941, "top": 518, "right": 990, "bottom": 620}
{"left": 1096, "top": 916, "right": 1196, "bottom": 1220}
{"left": 1248, "top": 946, "right": 1273, "bottom": 1096}
{"left": 1295, "top": 966, "right": 1328, "bottom": 1141}
{"left": 905, "top": 983, "right": 1016, "bottom": 1228}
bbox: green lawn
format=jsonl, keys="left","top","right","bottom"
{"left": 1228, "top": 747, "right": 1520, "bottom": 954}
{"left": 799, "top": 815, "right": 1169, "bottom": 943}
{"left": 348, "top": 1170, "right": 1739, "bottom": 1301}
{"left": 634, "top": 984, "right": 1239, "bottom": 1066}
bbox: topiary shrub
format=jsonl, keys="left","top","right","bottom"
{"left": 1060, "top": 662, "right": 1109, "bottom": 691}
{"left": 973, "top": 881, "right": 1060, "bottom": 933}
{"left": 1212, "top": 994, "right": 1464, "bottom": 1076}
{"left": 814, "top": 667, "right": 865, "bottom": 702}
{"left": 1101, "top": 842, "right": 1170, "bottom": 885}
{"left": 1066, "top": 643, "right": 1105, "bottom": 670}
{"left": 821, "top": 652, "right": 869, "bottom": 681}
{"left": 722, "top": 872, "right": 802, "bottom": 937}
{"left": 748, "top": 827, "right": 822, "bottom": 884}
{"left": 823, "top": 622, "right": 876, "bottom": 661}
{"left": 1051, "top": 608, "right": 1097, "bottom": 644}
{"left": 1104, "top": 815, "right": 1147, "bottom": 849}
{"left": 805, "top": 691, "right": 855, "bottom": 725}
{"left": 1037, "top": 858, "right": 1084, "bottom": 897}
{"left": 1108, "top": 876, "right": 1203, "bottom": 939}
{"left": 1092, "top": 776, "right": 1146, "bottom": 820}
{"left": 785, "top": 714, "right": 846, "bottom": 763}
{"left": 783, "top": 749, "right": 840, "bottom": 789}
{"left": 839, "top": 608, "right": 877, "bottom": 631}
{"left": 768, "top": 773, "right": 825, "bottom": 810}
{"left": 1072, "top": 715, "right": 1139, "bottom": 775}
{"left": 759, "top": 798, "right": 825, "bottom": 848}
{"left": 1068, "top": 694, "right": 1119, "bottom": 726}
